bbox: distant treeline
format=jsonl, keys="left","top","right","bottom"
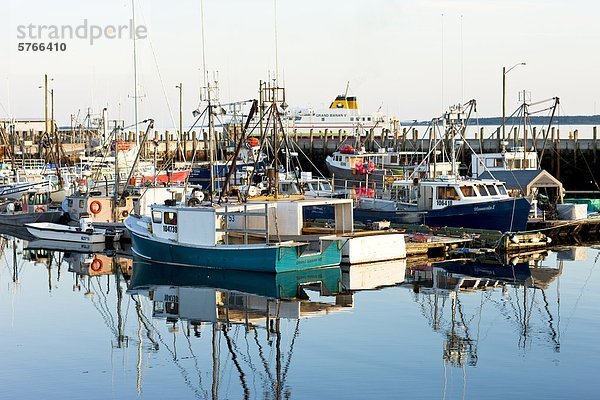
{"left": 405, "top": 115, "right": 600, "bottom": 127}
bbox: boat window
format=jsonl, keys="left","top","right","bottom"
{"left": 477, "top": 184, "right": 490, "bottom": 196}
{"left": 79, "top": 199, "right": 85, "bottom": 208}
{"left": 67, "top": 199, "right": 73, "bottom": 207}
{"left": 437, "top": 186, "right": 460, "bottom": 200}
{"left": 350, "top": 117, "right": 354, "bottom": 121}
{"left": 321, "top": 118, "right": 325, "bottom": 121}
{"left": 459, "top": 185, "right": 477, "bottom": 197}
{"left": 154, "top": 301, "right": 164, "bottom": 313}
{"left": 152, "top": 210, "right": 162, "bottom": 223}
{"left": 486, "top": 184, "right": 498, "bottom": 195}
{"left": 496, "top": 184, "right": 508, "bottom": 195}
{"left": 164, "top": 212, "right": 177, "bottom": 225}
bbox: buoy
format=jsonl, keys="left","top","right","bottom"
{"left": 89, "top": 200, "right": 102, "bottom": 215}
{"left": 90, "top": 258, "right": 103, "bottom": 272}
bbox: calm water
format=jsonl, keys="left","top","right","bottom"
{"left": 1, "top": 235, "right": 599, "bottom": 399}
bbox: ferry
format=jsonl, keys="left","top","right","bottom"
{"left": 281, "top": 93, "right": 390, "bottom": 136}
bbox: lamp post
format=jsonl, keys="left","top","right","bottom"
{"left": 176, "top": 83, "right": 183, "bottom": 146}
{"left": 40, "top": 75, "right": 54, "bottom": 135}
{"left": 502, "top": 62, "right": 526, "bottom": 149}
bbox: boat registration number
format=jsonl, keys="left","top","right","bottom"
{"left": 163, "top": 225, "right": 178, "bottom": 233}
{"left": 436, "top": 200, "right": 453, "bottom": 206}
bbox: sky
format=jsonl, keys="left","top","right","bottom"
{"left": 1, "top": 0, "right": 599, "bottom": 131}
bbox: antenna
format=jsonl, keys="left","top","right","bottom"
{"left": 441, "top": 13, "right": 444, "bottom": 113}
{"left": 273, "top": 0, "right": 279, "bottom": 85}
{"left": 200, "top": 0, "right": 208, "bottom": 89}
{"left": 460, "top": 14, "right": 464, "bottom": 103}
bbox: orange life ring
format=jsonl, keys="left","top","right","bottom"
{"left": 121, "top": 210, "right": 129, "bottom": 218}
{"left": 89, "top": 200, "right": 102, "bottom": 215}
{"left": 90, "top": 258, "right": 103, "bottom": 272}
{"left": 35, "top": 206, "right": 46, "bottom": 213}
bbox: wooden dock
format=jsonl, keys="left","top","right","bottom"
{"left": 405, "top": 234, "right": 472, "bottom": 258}
{"left": 527, "top": 217, "right": 600, "bottom": 244}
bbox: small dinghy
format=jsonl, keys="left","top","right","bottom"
{"left": 25, "top": 215, "right": 122, "bottom": 244}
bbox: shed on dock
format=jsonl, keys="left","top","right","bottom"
{"left": 479, "top": 169, "right": 564, "bottom": 200}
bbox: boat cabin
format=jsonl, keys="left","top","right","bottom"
{"left": 391, "top": 178, "right": 510, "bottom": 210}
{"left": 148, "top": 198, "right": 354, "bottom": 246}
{"left": 471, "top": 148, "right": 538, "bottom": 177}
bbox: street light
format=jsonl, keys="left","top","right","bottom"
{"left": 39, "top": 74, "right": 54, "bottom": 134}
{"left": 175, "top": 83, "right": 183, "bottom": 142}
{"left": 502, "top": 62, "right": 526, "bottom": 149}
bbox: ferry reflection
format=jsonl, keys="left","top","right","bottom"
{"left": 406, "top": 251, "right": 563, "bottom": 368}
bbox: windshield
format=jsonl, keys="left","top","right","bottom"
{"left": 486, "top": 184, "right": 498, "bottom": 195}
{"left": 459, "top": 185, "right": 478, "bottom": 197}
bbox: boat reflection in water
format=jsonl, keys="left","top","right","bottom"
{"left": 406, "top": 250, "right": 563, "bottom": 369}
{"left": 127, "top": 258, "right": 355, "bottom": 398}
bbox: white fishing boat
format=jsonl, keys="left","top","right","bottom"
{"left": 25, "top": 216, "right": 122, "bottom": 243}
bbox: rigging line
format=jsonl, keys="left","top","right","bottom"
{"left": 290, "top": 140, "right": 326, "bottom": 179}
{"left": 91, "top": 277, "right": 118, "bottom": 331}
{"left": 577, "top": 145, "right": 600, "bottom": 191}
{"left": 253, "top": 328, "right": 276, "bottom": 387}
{"left": 540, "top": 289, "right": 560, "bottom": 350}
{"left": 137, "top": 312, "right": 205, "bottom": 398}
{"left": 562, "top": 251, "right": 598, "bottom": 336}
{"left": 131, "top": 295, "right": 160, "bottom": 349}
{"left": 221, "top": 325, "right": 250, "bottom": 399}
{"left": 280, "top": 318, "right": 300, "bottom": 386}
{"left": 136, "top": 2, "right": 183, "bottom": 161}
{"left": 134, "top": 107, "right": 207, "bottom": 204}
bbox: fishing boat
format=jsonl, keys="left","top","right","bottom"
{"left": 0, "top": 189, "right": 64, "bottom": 226}
{"left": 325, "top": 145, "right": 388, "bottom": 185}
{"left": 25, "top": 215, "right": 122, "bottom": 243}
{"left": 124, "top": 199, "right": 345, "bottom": 273}
{"left": 320, "top": 102, "right": 532, "bottom": 232}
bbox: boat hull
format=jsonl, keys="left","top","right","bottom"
{"left": 129, "top": 256, "right": 343, "bottom": 300}
{"left": 0, "top": 211, "right": 64, "bottom": 226}
{"left": 424, "top": 197, "right": 531, "bottom": 232}
{"left": 304, "top": 204, "right": 425, "bottom": 225}
{"left": 127, "top": 222, "right": 341, "bottom": 273}
{"left": 326, "top": 161, "right": 386, "bottom": 188}
{"left": 25, "top": 223, "right": 119, "bottom": 243}
{"left": 306, "top": 197, "right": 530, "bottom": 232}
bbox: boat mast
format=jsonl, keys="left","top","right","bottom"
{"left": 131, "top": 0, "right": 139, "bottom": 147}
{"left": 114, "top": 126, "right": 120, "bottom": 222}
{"left": 208, "top": 84, "right": 215, "bottom": 203}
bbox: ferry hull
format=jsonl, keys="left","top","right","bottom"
{"left": 128, "top": 226, "right": 342, "bottom": 273}
{"left": 424, "top": 197, "right": 531, "bottom": 232}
